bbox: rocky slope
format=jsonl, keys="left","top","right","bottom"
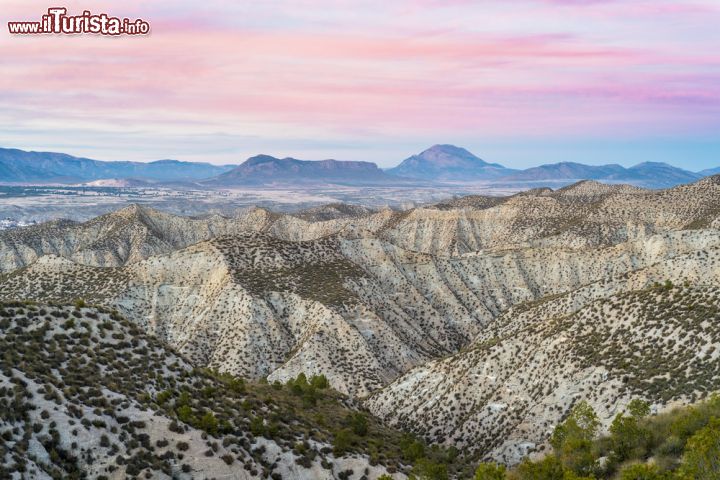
{"left": 3, "top": 176, "right": 720, "bottom": 272}
{"left": 382, "top": 177, "right": 720, "bottom": 255}
{"left": 2, "top": 176, "right": 720, "bottom": 469}
{"left": 0, "top": 301, "right": 420, "bottom": 479}
{"left": 0, "top": 204, "right": 391, "bottom": 273}
{"left": 2, "top": 226, "right": 719, "bottom": 401}
{"left": 367, "top": 243, "right": 720, "bottom": 464}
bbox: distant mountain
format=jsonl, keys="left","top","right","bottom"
{"left": 500, "top": 162, "right": 626, "bottom": 182}
{"left": 386, "top": 144, "right": 516, "bottom": 181}
{"left": 699, "top": 166, "right": 720, "bottom": 176}
{"left": 498, "top": 160, "right": 701, "bottom": 189}
{"left": 208, "top": 154, "right": 399, "bottom": 185}
{"left": 2, "top": 145, "right": 710, "bottom": 189}
{"left": 605, "top": 162, "right": 702, "bottom": 188}
{"left": 0, "top": 148, "right": 236, "bottom": 183}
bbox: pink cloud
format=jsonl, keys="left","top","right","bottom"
{"left": 1, "top": 0, "right": 719, "bottom": 162}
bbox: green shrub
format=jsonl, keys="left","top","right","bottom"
{"left": 680, "top": 417, "right": 720, "bottom": 480}
{"left": 475, "top": 462, "right": 506, "bottom": 480}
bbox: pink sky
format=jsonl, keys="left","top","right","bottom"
{"left": 2, "top": 0, "right": 719, "bottom": 168}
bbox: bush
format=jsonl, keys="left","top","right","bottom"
{"left": 618, "top": 463, "right": 667, "bottom": 480}
{"left": 411, "top": 458, "right": 448, "bottom": 480}
{"left": 176, "top": 405, "right": 194, "bottom": 424}
{"left": 680, "top": 417, "right": 720, "bottom": 479}
{"left": 333, "top": 429, "right": 355, "bottom": 456}
{"left": 198, "top": 411, "right": 219, "bottom": 435}
{"left": 400, "top": 435, "right": 425, "bottom": 462}
{"left": 310, "top": 374, "right": 329, "bottom": 389}
{"left": 349, "top": 413, "right": 368, "bottom": 437}
{"left": 249, "top": 416, "right": 265, "bottom": 436}
{"left": 550, "top": 401, "right": 599, "bottom": 476}
{"left": 514, "top": 456, "right": 565, "bottom": 480}
{"left": 475, "top": 462, "right": 506, "bottom": 480}
{"left": 609, "top": 399, "right": 652, "bottom": 462}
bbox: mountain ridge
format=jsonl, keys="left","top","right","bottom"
{"left": 497, "top": 159, "right": 702, "bottom": 188}
{"left": 0, "top": 147, "right": 236, "bottom": 183}
{"left": 2, "top": 145, "right": 717, "bottom": 190}
{"left": 208, "top": 154, "right": 400, "bottom": 186}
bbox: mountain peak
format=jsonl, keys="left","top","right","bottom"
{"left": 422, "top": 144, "right": 476, "bottom": 156}
{"left": 416, "top": 144, "right": 487, "bottom": 164}
{"left": 386, "top": 144, "right": 514, "bottom": 181}
{"left": 106, "top": 203, "right": 154, "bottom": 222}
{"left": 630, "top": 161, "right": 674, "bottom": 169}
{"left": 243, "top": 154, "right": 283, "bottom": 166}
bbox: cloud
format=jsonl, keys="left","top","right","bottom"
{"left": 1, "top": 0, "right": 718, "bottom": 165}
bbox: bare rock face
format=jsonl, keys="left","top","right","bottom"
{"left": 2, "top": 176, "right": 720, "bottom": 467}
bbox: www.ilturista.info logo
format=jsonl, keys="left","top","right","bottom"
{"left": 8, "top": 7, "right": 150, "bottom": 35}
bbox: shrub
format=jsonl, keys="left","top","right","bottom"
{"left": 310, "top": 375, "right": 329, "bottom": 389}
{"left": 551, "top": 401, "right": 599, "bottom": 476}
{"left": 609, "top": 399, "right": 652, "bottom": 462}
{"left": 475, "top": 462, "right": 506, "bottom": 480}
{"left": 333, "top": 429, "right": 354, "bottom": 456}
{"left": 680, "top": 417, "right": 720, "bottom": 479}
{"left": 199, "top": 411, "right": 219, "bottom": 435}
{"left": 400, "top": 435, "right": 425, "bottom": 462}
{"left": 349, "top": 413, "right": 368, "bottom": 437}
{"left": 411, "top": 458, "right": 448, "bottom": 480}
{"left": 514, "top": 456, "right": 565, "bottom": 480}
{"left": 618, "top": 463, "right": 667, "bottom": 480}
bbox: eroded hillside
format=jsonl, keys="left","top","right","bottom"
{"left": 0, "top": 301, "right": 444, "bottom": 479}
{"left": 3, "top": 177, "right": 720, "bottom": 272}
{"left": 368, "top": 281, "right": 720, "bottom": 464}
{"left": 2, "top": 176, "right": 720, "bottom": 469}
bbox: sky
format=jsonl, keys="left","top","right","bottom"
{"left": 1, "top": 0, "right": 719, "bottom": 169}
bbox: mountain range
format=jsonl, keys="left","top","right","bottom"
{"left": 0, "top": 144, "right": 715, "bottom": 189}
{"left": 0, "top": 147, "right": 236, "bottom": 183}
{"left": 495, "top": 160, "right": 703, "bottom": 189}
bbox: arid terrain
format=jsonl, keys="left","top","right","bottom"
{"left": 2, "top": 176, "right": 720, "bottom": 478}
